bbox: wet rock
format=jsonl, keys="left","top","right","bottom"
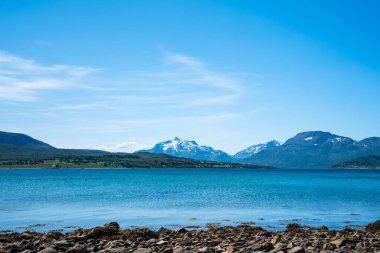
{"left": 2, "top": 222, "right": 380, "bottom": 253}
{"left": 259, "top": 231, "right": 272, "bottom": 237}
{"left": 285, "top": 224, "right": 304, "bottom": 234}
{"left": 103, "top": 222, "right": 120, "bottom": 230}
{"left": 45, "top": 231, "right": 63, "bottom": 240}
{"left": 83, "top": 225, "right": 119, "bottom": 240}
{"left": 177, "top": 228, "right": 187, "bottom": 234}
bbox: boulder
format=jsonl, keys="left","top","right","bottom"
{"left": 365, "top": 220, "right": 380, "bottom": 233}
{"left": 285, "top": 224, "right": 304, "bottom": 234}
{"left": 103, "top": 222, "right": 120, "bottom": 230}
{"left": 83, "top": 225, "right": 119, "bottom": 239}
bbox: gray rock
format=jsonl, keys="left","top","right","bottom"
{"left": 288, "top": 246, "right": 305, "bottom": 253}
{"left": 161, "top": 248, "right": 174, "bottom": 253}
{"left": 133, "top": 248, "right": 152, "bottom": 253}
{"left": 180, "top": 238, "right": 192, "bottom": 246}
{"left": 331, "top": 238, "right": 356, "bottom": 247}
{"left": 38, "top": 248, "right": 58, "bottom": 253}
{"left": 173, "top": 246, "right": 185, "bottom": 253}
{"left": 225, "top": 246, "right": 234, "bottom": 253}
{"left": 251, "top": 242, "right": 274, "bottom": 252}
{"left": 198, "top": 247, "right": 210, "bottom": 252}
{"left": 157, "top": 240, "right": 167, "bottom": 245}
{"left": 103, "top": 222, "right": 120, "bottom": 230}
{"left": 66, "top": 245, "right": 89, "bottom": 253}
{"left": 323, "top": 242, "right": 337, "bottom": 250}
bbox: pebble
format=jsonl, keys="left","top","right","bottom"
{"left": 0, "top": 220, "right": 379, "bottom": 253}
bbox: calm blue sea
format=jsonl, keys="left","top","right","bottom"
{"left": 0, "top": 168, "right": 379, "bottom": 232}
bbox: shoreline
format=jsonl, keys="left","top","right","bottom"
{"left": 1, "top": 221, "right": 379, "bottom": 253}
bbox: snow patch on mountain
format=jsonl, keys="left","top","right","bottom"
{"left": 138, "top": 137, "right": 232, "bottom": 162}
{"left": 233, "top": 140, "right": 280, "bottom": 160}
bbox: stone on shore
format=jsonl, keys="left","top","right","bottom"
{"left": 1, "top": 222, "right": 380, "bottom": 253}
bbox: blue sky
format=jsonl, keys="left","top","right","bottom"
{"left": 0, "top": 0, "right": 379, "bottom": 153}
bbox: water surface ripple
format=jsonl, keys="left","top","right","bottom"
{"left": 0, "top": 168, "right": 379, "bottom": 231}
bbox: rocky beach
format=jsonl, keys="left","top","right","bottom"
{"left": 1, "top": 221, "right": 380, "bottom": 253}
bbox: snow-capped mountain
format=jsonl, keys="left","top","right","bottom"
{"left": 284, "top": 131, "right": 356, "bottom": 146}
{"left": 243, "top": 131, "right": 380, "bottom": 168}
{"left": 233, "top": 140, "right": 280, "bottom": 160}
{"left": 137, "top": 132, "right": 380, "bottom": 168}
{"left": 138, "top": 137, "right": 232, "bottom": 162}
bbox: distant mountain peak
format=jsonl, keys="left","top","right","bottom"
{"left": 233, "top": 140, "right": 280, "bottom": 160}
{"left": 160, "top": 137, "right": 199, "bottom": 152}
{"left": 138, "top": 137, "right": 231, "bottom": 162}
{"left": 243, "top": 131, "right": 380, "bottom": 169}
{"left": 286, "top": 131, "right": 355, "bottom": 146}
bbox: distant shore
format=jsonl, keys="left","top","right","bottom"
{"left": 1, "top": 221, "right": 380, "bottom": 253}
{"left": 0, "top": 155, "right": 273, "bottom": 169}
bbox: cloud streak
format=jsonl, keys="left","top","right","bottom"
{"left": 164, "top": 51, "right": 241, "bottom": 92}
{"left": 0, "top": 51, "right": 98, "bottom": 101}
{"left": 98, "top": 50, "right": 245, "bottom": 110}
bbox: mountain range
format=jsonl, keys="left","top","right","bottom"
{"left": 1, "top": 130, "right": 379, "bottom": 169}
{"left": 242, "top": 131, "right": 380, "bottom": 168}
{"left": 137, "top": 131, "right": 380, "bottom": 168}
{"left": 0, "top": 131, "right": 267, "bottom": 169}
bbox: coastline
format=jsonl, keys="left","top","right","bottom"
{"left": 1, "top": 221, "right": 379, "bottom": 253}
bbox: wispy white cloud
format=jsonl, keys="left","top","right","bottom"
{"left": 163, "top": 51, "right": 242, "bottom": 92}
{"left": 0, "top": 51, "right": 98, "bottom": 101}
{"left": 96, "top": 50, "right": 245, "bottom": 109}
{"left": 164, "top": 52, "right": 204, "bottom": 68}
{"left": 95, "top": 142, "right": 152, "bottom": 153}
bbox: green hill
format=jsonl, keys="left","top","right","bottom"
{"left": 0, "top": 131, "right": 269, "bottom": 169}
{"left": 333, "top": 156, "right": 380, "bottom": 169}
